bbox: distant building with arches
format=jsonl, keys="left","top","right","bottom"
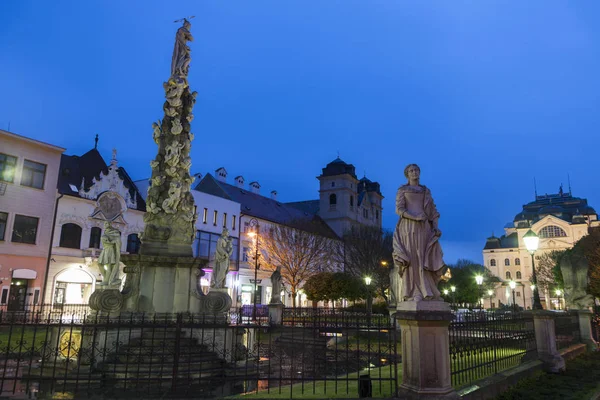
{"left": 483, "top": 187, "right": 599, "bottom": 310}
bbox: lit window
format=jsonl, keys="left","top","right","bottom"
{"left": 516, "top": 271, "right": 522, "bottom": 279}
{"left": 59, "top": 223, "right": 82, "bottom": 249}
{"left": 0, "top": 212, "right": 7, "bottom": 241}
{"left": 506, "top": 271, "right": 511, "bottom": 280}
{"left": 505, "top": 258, "right": 510, "bottom": 266}
{"left": 20, "top": 160, "right": 46, "bottom": 189}
{"left": 11, "top": 215, "right": 39, "bottom": 244}
{"left": 0, "top": 153, "right": 17, "bottom": 183}
{"left": 202, "top": 208, "right": 208, "bottom": 224}
{"left": 539, "top": 225, "right": 567, "bottom": 238}
{"left": 213, "top": 210, "right": 218, "bottom": 226}
{"left": 223, "top": 213, "right": 227, "bottom": 228}
{"left": 490, "top": 259, "right": 496, "bottom": 267}
{"left": 515, "top": 258, "right": 521, "bottom": 266}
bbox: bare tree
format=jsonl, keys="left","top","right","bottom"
{"left": 532, "top": 250, "right": 564, "bottom": 305}
{"left": 259, "top": 219, "right": 335, "bottom": 308}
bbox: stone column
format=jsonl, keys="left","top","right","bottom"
{"left": 268, "top": 302, "right": 284, "bottom": 326}
{"left": 395, "top": 301, "right": 458, "bottom": 399}
{"left": 532, "top": 310, "right": 566, "bottom": 373}
{"left": 576, "top": 310, "right": 598, "bottom": 351}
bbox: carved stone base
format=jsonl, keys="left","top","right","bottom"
{"left": 576, "top": 310, "right": 599, "bottom": 352}
{"left": 201, "top": 288, "right": 232, "bottom": 314}
{"left": 268, "top": 302, "right": 284, "bottom": 326}
{"left": 395, "top": 300, "right": 458, "bottom": 399}
{"left": 89, "top": 288, "right": 123, "bottom": 314}
{"left": 532, "top": 310, "right": 566, "bottom": 373}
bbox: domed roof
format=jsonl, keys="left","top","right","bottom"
{"left": 579, "top": 205, "right": 596, "bottom": 215}
{"left": 328, "top": 157, "right": 348, "bottom": 165}
{"left": 320, "top": 157, "right": 357, "bottom": 178}
{"left": 539, "top": 205, "right": 564, "bottom": 215}
{"left": 513, "top": 212, "right": 534, "bottom": 222}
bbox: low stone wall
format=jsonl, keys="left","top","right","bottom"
{"left": 458, "top": 343, "right": 587, "bottom": 400}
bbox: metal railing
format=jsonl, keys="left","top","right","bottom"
{"left": 449, "top": 311, "right": 536, "bottom": 388}
{"left": 0, "top": 303, "right": 92, "bottom": 324}
{"left": 554, "top": 311, "right": 581, "bottom": 350}
{"left": 282, "top": 307, "right": 391, "bottom": 328}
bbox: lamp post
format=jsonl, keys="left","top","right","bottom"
{"left": 530, "top": 284, "right": 535, "bottom": 310}
{"left": 487, "top": 289, "right": 494, "bottom": 309}
{"left": 364, "top": 276, "right": 372, "bottom": 313}
{"left": 509, "top": 281, "right": 517, "bottom": 312}
{"left": 450, "top": 285, "right": 456, "bottom": 310}
{"left": 475, "top": 275, "right": 484, "bottom": 310}
{"left": 523, "top": 229, "right": 543, "bottom": 310}
{"left": 555, "top": 289, "right": 563, "bottom": 310}
{"left": 247, "top": 218, "right": 260, "bottom": 321}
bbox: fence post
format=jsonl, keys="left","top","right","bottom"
{"left": 576, "top": 310, "right": 598, "bottom": 351}
{"left": 395, "top": 301, "right": 458, "bottom": 399}
{"left": 532, "top": 311, "right": 565, "bottom": 373}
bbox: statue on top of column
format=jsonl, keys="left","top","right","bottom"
{"left": 171, "top": 18, "right": 194, "bottom": 79}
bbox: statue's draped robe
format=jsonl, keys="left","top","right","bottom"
{"left": 270, "top": 269, "right": 282, "bottom": 303}
{"left": 393, "top": 185, "right": 445, "bottom": 301}
{"left": 98, "top": 227, "right": 121, "bottom": 286}
{"left": 212, "top": 236, "right": 232, "bottom": 288}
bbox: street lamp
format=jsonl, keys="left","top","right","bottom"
{"left": 443, "top": 289, "right": 449, "bottom": 296}
{"left": 509, "top": 281, "right": 517, "bottom": 312}
{"left": 487, "top": 289, "right": 494, "bottom": 309}
{"left": 475, "top": 275, "right": 484, "bottom": 309}
{"left": 555, "top": 289, "right": 563, "bottom": 310}
{"left": 247, "top": 218, "right": 261, "bottom": 320}
{"left": 523, "top": 229, "right": 543, "bottom": 310}
{"left": 364, "top": 276, "right": 372, "bottom": 319}
{"left": 450, "top": 285, "right": 456, "bottom": 309}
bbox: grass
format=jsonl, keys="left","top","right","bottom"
{"left": 496, "top": 351, "right": 600, "bottom": 400}
{"left": 451, "top": 347, "right": 529, "bottom": 387}
{"left": 0, "top": 326, "right": 49, "bottom": 353}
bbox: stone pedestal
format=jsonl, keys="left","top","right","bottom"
{"left": 121, "top": 254, "right": 206, "bottom": 314}
{"left": 576, "top": 310, "right": 598, "bottom": 351}
{"left": 395, "top": 301, "right": 458, "bottom": 399}
{"left": 201, "top": 288, "right": 232, "bottom": 315}
{"left": 532, "top": 310, "right": 566, "bottom": 373}
{"left": 89, "top": 288, "right": 124, "bottom": 315}
{"left": 268, "top": 302, "right": 284, "bottom": 326}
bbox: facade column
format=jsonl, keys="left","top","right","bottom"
{"left": 532, "top": 311, "right": 565, "bottom": 373}
{"left": 395, "top": 301, "right": 458, "bottom": 399}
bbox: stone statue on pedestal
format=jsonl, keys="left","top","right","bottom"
{"left": 98, "top": 221, "right": 122, "bottom": 288}
{"left": 559, "top": 243, "right": 595, "bottom": 310}
{"left": 270, "top": 266, "right": 283, "bottom": 304}
{"left": 171, "top": 18, "right": 193, "bottom": 78}
{"left": 211, "top": 228, "right": 233, "bottom": 289}
{"left": 392, "top": 164, "right": 447, "bottom": 302}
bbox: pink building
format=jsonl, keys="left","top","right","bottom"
{"left": 0, "top": 130, "right": 64, "bottom": 310}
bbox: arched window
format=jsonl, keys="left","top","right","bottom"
{"left": 539, "top": 225, "right": 567, "bottom": 239}
{"left": 505, "top": 258, "right": 510, "bottom": 266}
{"left": 89, "top": 227, "right": 101, "bottom": 249}
{"left": 515, "top": 258, "right": 521, "bottom": 266}
{"left": 59, "top": 223, "right": 82, "bottom": 249}
{"left": 506, "top": 271, "right": 511, "bottom": 280}
{"left": 329, "top": 194, "right": 337, "bottom": 205}
{"left": 516, "top": 271, "right": 522, "bottom": 279}
{"left": 127, "top": 234, "right": 141, "bottom": 254}
{"left": 490, "top": 259, "right": 496, "bottom": 267}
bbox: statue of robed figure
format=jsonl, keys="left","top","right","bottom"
{"left": 98, "top": 221, "right": 122, "bottom": 288}
{"left": 171, "top": 18, "right": 194, "bottom": 78}
{"left": 270, "top": 266, "right": 283, "bottom": 304}
{"left": 212, "top": 228, "right": 233, "bottom": 289}
{"left": 392, "top": 164, "right": 447, "bottom": 302}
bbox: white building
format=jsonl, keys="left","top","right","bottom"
{"left": 483, "top": 187, "right": 599, "bottom": 310}
{"left": 46, "top": 148, "right": 146, "bottom": 305}
{"left": 0, "top": 130, "right": 64, "bottom": 310}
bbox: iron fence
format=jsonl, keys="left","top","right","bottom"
{"left": 449, "top": 311, "right": 536, "bottom": 388}
{"left": 0, "top": 308, "right": 398, "bottom": 399}
{"left": 554, "top": 311, "right": 581, "bottom": 350}
{"left": 0, "top": 303, "right": 92, "bottom": 324}
{"left": 282, "top": 307, "right": 392, "bottom": 328}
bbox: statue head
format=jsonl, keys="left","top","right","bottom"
{"left": 103, "top": 221, "right": 111, "bottom": 229}
{"left": 222, "top": 228, "right": 230, "bottom": 238}
{"left": 404, "top": 164, "right": 421, "bottom": 183}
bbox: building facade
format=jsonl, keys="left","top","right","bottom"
{"left": 483, "top": 187, "right": 599, "bottom": 309}
{"left": 45, "top": 148, "right": 146, "bottom": 305}
{"left": 0, "top": 130, "right": 64, "bottom": 310}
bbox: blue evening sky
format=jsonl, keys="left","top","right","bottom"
{"left": 1, "top": 1, "right": 599, "bottom": 263}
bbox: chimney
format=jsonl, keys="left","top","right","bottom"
{"left": 215, "top": 167, "right": 227, "bottom": 182}
{"left": 249, "top": 181, "right": 261, "bottom": 194}
{"left": 271, "top": 190, "right": 278, "bottom": 200}
{"left": 235, "top": 176, "right": 245, "bottom": 188}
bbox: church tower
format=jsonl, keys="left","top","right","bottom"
{"left": 317, "top": 157, "right": 383, "bottom": 237}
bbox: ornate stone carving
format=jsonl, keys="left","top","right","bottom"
{"left": 201, "top": 289, "right": 232, "bottom": 314}
{"left": 89, "top": 288, "right": 124, "bottom": 313}
{"left": 211, "top": 228, "right": 233, "bottom": 289}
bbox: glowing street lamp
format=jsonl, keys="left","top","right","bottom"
{"left": 555, "top": 288, "right": 563, "bottom": 310}
{"left": 509, "top": 281, "right": 517, "bottom": 312}
{"left": 443, "top": 289, "right": 449, "bottom": 296}
{"left": 364, "top": 276, "right": 372, "bottom": 286}
{"left": 475, "top": 275, "right": 484, "bottom": 309}
{"left": 450, "top": 285, "right": 456, "bottom": 309}
{"left": 523, "top": 229, "right": 543, "bottom": 310}
{"left": 487, "top": 289, "right": 494, "bottom": 309}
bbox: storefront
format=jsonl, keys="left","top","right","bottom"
{"left": 52, "top": 268, "right": 95, "bottom": 305}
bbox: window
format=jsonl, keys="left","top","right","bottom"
{"left": 350, "top": 196, "right": 354, "bottom": 207}
{"left": 515, "top": 258, "right": 521, "bottom": 266}
{"left": 329, "top": 194, "right": 337, "bottom": 205}
{"left": 516, "top": 292, "right": 521, "bottom": 297}
{"left": 539, "top": 225, "right": 567, "bottom": 238}
{"left": 363, "top": 209, "right": 369, "bottom": 218}
{"left": 11, "top": 215, "right": 39, "bottom": 244}
{"left": 0, "top": 212, "right": 7, "bottom": 241}
{"left": 232, "top": 215, "right": 237, "bottom": 230}
{"left": 89, "top": 227, "right": 102, "bottom": 249}
{"left": 376, "top": 210, "right": 379, "bottom": 220}
{"left": 506, "top": 271, "right": 511, "bottom": 280}
{"left": 127, "top": 234, "right": 141, "bottom": 254}
{"left": 490, "top": 259, "right": 496, "bottom": 267}
{"left": 331, "top": 182, "right": 335, "bottom": 187}
{"left": 505, "top": 258, "right": 510, "bottom": 266}
{"left": 0, "top": 288, "right": 7, "bottom": 304}
{"left": 20, "top": 160, "right": 46, "bottom": 189}
{"left": 59, "top": 223, "right": 82, "bottom": 249}
{"left": 0, "top": 153, "right": 17, "bottom": 183}
{"left": 194, "top": 230, "right": 240, "bottom": 267}
{"left": 223, "top": 213, "right": 227, "bottom": 228}
{"left": 242, "top": 247, "right": 249, "bottom": 262}
{"left": 33, "top": 289, "right": 40, "bottom": 305}
{"left": 516, "top": 271, "right": 522, "bottom": 279}
{"left": 202, "top": 208, "right": 208, "bottom": 224}
{"left": 213, "top": 210, "right": 218, "bottom": 226}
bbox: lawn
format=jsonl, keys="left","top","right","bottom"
{"left": 495, "top": 351, "right": 600, "bottom": 400}
{"left": 451, "top": 347, "right": 530, "bottom": 387}
{"left": 0, "top": 326, "right": 49, "bottom": 354}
